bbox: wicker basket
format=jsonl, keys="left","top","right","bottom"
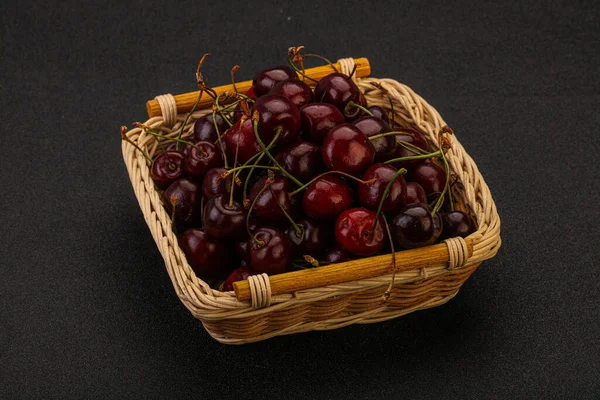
{"left": 122, "top": 57, "right": 501, "bottom": 344}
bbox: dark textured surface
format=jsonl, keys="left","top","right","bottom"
{"left": 1, "top": 0, "right": 599, "bottom": 398}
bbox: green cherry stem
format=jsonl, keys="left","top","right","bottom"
{"left": 212, "top": 109, "right": 229, "bottom": 168}
{"left": 273, "top": 189, "right": 303, "bottom": 236}
{"left": 246, "top": 175, "right": 274, "bottom": 246}
{"left": 121, "top": 129, "right": 153, "bottom": 164}
{"left": 383, "top": 149, "right": 443, "bottom": 165}
{"left": 287, "top": 55, "right": 319, "bottom": 84}
{"left": 432, "top": 148, "right": 453, "bottom": 215}
{"left": 346, "top": 101, "right": 373, "bottom": 116}
{"left": 371, "top": 168, "right": 407, "bottom": 233}
{"left": 381, "top": 214, "right": 396, "bottom": 302}
{"left": 242, "top": 129, "right": 282, "bottom": 204}
{"left": 287, "top": 170, "right": 375, "bottom": 198}
{"left": 303, "top": 53, "right": 339, "bottom": 72}
{"left": 368, "top": 130, "right": 422, "bottom": 141}
{"left": 177, "top": 90, "right": 203, "bottom": 150}
{"left": 396, "top": 139, "right": 428, "bottom": 155}
{"left": 145, "top": 129, "right": 207, "bottom": 157}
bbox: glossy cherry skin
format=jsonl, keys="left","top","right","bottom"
{"left": 248, "top": 176, "right": 297, "bottom": 226}
{"left": 151, "top": 151, "right": 184, "bottom": 189}
{"left": 162, "top": 178, "right": 202, "bottom": 228}
{"left": 248, "top": 227, "right": 292, "bottom": 275}
{"left": 202, "top": 195, "right": 247, "bottom": 239}
{"left": 254, "top": 94, "right": 302, "bottom": 145}
{"left": 299, "top": 103, "right": 345, "bottom": 144}
{"left": 235, "top": 238, "right": 251, "bottom": 263}
{"left": 302, "top": 175, "right": 353, "bottom": 219}
{"left": 402, "top": 182, "right": 428, "bottom": 206}
{"left": 358, "top": 163, "right": 407, "bottom": 212}
{"left": 335, "top": 208, "right": 385, "bottom": 257}
{"left": 391, "top": 203, "right": 442, "bottom": 249}
{"left": 368, "top": 106, "right": 390, "bottom": 124}
{"left": 353, "top": 116, "right": 395, "bottom": 160}
{"left": 274, "top": 141, "right": 324, "bottom": 183}
{"left": 182, "top": 141, "right": 222, "bottom": 181}
{"left": 321, "top": 123, "right": 376, "bottom": 175}
{"left": 222, "top": 265, "right": 255, "bottom": 291}
{"left": 314, "top": 72, "right": 360, "bottom": 111}
{"left": 343, "top": 91, "right": 368, "bottom": 121}
{"left": 202, "top": 167, "right": 234, "bottom": 200}
{"left": 408, "top": 162, "right": 447, "bottom": 198}
{"left": 269, "top": 79, "right": 313, "bottom": 107}
{"left": 285, "top": 218, "right": 329, "bottom": 256}
{"left": 223, "top": 119, "right": 262, "bottom": 164}
{"left": 389, "top": 129, "right": 430, "bottom": 169}
{"left": 166, "top": 141, "right": 191, "bottom": 156}
{"left": 193, "top": 113, "right": 228, "bottom": 143}
{"left": 322, "top": 247, "right": 354, "bottom": 264}
{"left": 180, "top": 229, "right": 231, "bottom": 278}
{"left": 252, "top": 65, "right": 298, "bottom": 97}
{"left": 439, "top": 211, "right": 476, "bottom": 240}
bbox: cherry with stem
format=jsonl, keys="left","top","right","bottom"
{"left": 287, "top": 170, "right": 375, "bottom": 198}
{"left": 246, "top": 172, "right": 275, "bottom": 246}
{"left": 370, "top": 167, "right": 407, "bottom": 234}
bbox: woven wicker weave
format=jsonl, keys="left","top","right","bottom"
{"left": 122, "top": 58, "right": 501, "bottom": 344}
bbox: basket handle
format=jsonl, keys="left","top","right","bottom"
{"left": 145, "top": 57, "right": 371, "bottom": 118}
{"left": 234, "top": 237, "right": 473, "bottom": 306}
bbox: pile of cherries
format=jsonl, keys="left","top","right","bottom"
{"left": 124, "top": 51, "right": 476, "bottom": 292}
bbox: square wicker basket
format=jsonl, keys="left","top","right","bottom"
{"left": 122, "top": 57, "right": 501, "bottom": 344}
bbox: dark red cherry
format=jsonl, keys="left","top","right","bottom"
{"left": 223, "top": 265, "right": 255, "bottom": 291}
{"left": 390, "top": 129, "right": 430, "bottom": 170}
{"left": 409, "top": 162, "right": 447, "bottom": 198}
{"left": 299, "top": 103, "right": 345, "bottom": 144}
{"left": 274, "top": 141, "right": 324, "bottom": 182}
{"left": 321, "top": 123, "right": 375, "bottom": 175}
{"left": 166, "top": 141, "right": 191, "bottom": 156}
{"left": 231, "top": 101, "right": 246, "bottom": 123}
{"left": 202, "top": 167, "right": 235, "bottom": 200}
{"left": 248, "top": 176, "right": 297, "bottom": 226}
{"left": 162, "top": 178, "right": 202, "bottom": 228}
{"left": 223, "top": 119, "right": 262, "bottom": 164}
{"left": 343, "top": 91, "right": 368, "bottom": 121}
{"left": 402, "top": 182, "right": 427, "bottom": 206}
{"left": 254, "top": 94, "right": 301, "bottom": 145}
{"left": 193, "top": 113, "right": 228, "bottom": 143}
{"left": 252, "top": 65, "right": 298, "bottom": 97}
{"left": 269, "top": 79, "right": 313, "bottom": 107}
{"left": 314, "top": 72, "right": 360, "bottom": 111}
{"left": 358, "top": 163, "right": 406, "bottom": 212}
{"left": 248, "top": 227, "right": 292, "bottom": 275}
{"left": 151, "top": 151, "right": 184, "bottom": 189}
{"left": 368, "top": 106, "right": 390, "bottom": 124}
{"left": 285, "top": 218, "right": 329, "bottom": 256}
{"left": 322, "top": 247, "right": 354, "bottom": 264}
{"left": 353, "top": 116, "right": 395, "bottom": 160}
{"left": 439, "top": 211, "right": 476, "bottom": 240}
{"left": 182, "top": 141, "right": 222, "bottom": 181}
{"left": 202, "top": 194, "right": 247, "bottom": 239}
{"left": 180, "top": 229, "right": 231, "bottom": 278}
{"left": 391, "top": 203, "right": 442, "bottom": 248}
{"left": 335, "top": 208, "right": 385, "bottom": 257}
{"left": 235, "top": 238, "right": 251, "bottom": 263}
{"left": 302, "top": 175, "right": 353, "bottom": 219}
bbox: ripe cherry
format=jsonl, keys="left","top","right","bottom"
{"left": 300, "top": 103, "right": 344, "bottom": 144}
{"left": 285, "top": 218, "right": 329, "bottom": 256}
{"left": 252, "top": 65, "right": 298, "bottom": 97}
{"left": 202, "top": 167, "right": 235, "bottom": 200}
{"left": 314, "top": 72, "right": 360, "bottom": 111}
{"left": 166, "top": 141, "right": 191, "bottom": 156}
{"left": 183, "top": 141, "right": 222, "bottom": 181}
{"left": 408, "top": 162, "right": 447, "bottom": 198}
{"left": 193, "top": 113, "right": 228, "bottom": 142}
{"left": 402, "top": 182, "right": 428, "bottom": 206}
{"left": 202, "top": 194, "right": 247, "bottom": 239}
{"left": 389, "top": 129, "right": 429, "bottom": 170}
{"left": 274, "top": 141, "right": 324, "bottom": 182}
{"left": 248, "top": 226, "right": 292, "bottom": 275}
{"left": 322, "top": 247, "right": 354, "bottom": 264}
{"left": 368, "top": 106, "right": 390, "bottom": 124}
{"left": 269, "top": 79, "right": 313, "bottom": 107}
{"left": 358, "top": 163, "right": 406, "bottom": 212}
{"left": 162, "top": 178, "right": 202, "bottom": 228}
{"left": 353, "top": 116, "right": 395, "bottom": 160}
{"left": 302, "top": 175, "right": 353, "bottom": 219}
{"left": 151, "top": 151, "right": 184, "bottom": 189}
{"left": 180, "top": 229, "right": 231, "bottom": 278}
{"left": 439, "top": 211, "right": 476, "bottom": 240}
{"left": 335, "top": 208, "right": 385, "bottom": 257}
{"left": 343, "top": 92, "right": 368, "bottom": 121}
{"left": 235, "top": 238, "right": 251, "bottom": 264}
{"left": 321, "top": 123, "right": 375, "bottom": 175}
{"left": 254, "top": 94, "right": 302, "bottom": 145}
{"left": 223, "top": 265, "right": 255, "bottom": 291}
{"left": 248, "top": 176, "right": 297, "bottom": 226}
{"left": 390, "top": 203, "right": 442, "bottom": 248}
{"left": 223, "top": 119, "right": 262, "bottom": 164}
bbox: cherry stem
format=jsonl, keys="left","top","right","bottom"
{"left": 432, "top": 145, "right": 452, "bottom": 215}
{"left": 381, "top": 214, "right": 396, "bottom": 302}
{"left": 273, "top": 189, "right": 302, "bottom": 236}
{"left": 303, "top": 53, "right": 339, "bottom": 72}
{"left": 229, "top": 130, "right": 242, "bottom": 209}
{"left": 212, "top": 109, "right": 229, "bottom": 168}
{"left": 287, "top": 54, "right": 319, "bottom": 84}
{"left": 241, "top": 131, "right": 281, "bottom": 204}
{"left": 346, "top": 101, "right": 373, "bottom": 116}
{"left": 303, "top": 255, "right": 320, "bottom": 267}
{"left": 223, "top": 165, "right": 280, "bottom": 177}
{"left": 370, "top": 82, "right": 396, "bottom": 128}
{"left": 396, "top": 139, "right": 428, "bottom": 155}
{"left": 177, "top": 90, "right": 203, "bottom": 150}
{"left": 372, "top": 168, "right": 407, "bottom": 233}
{"left": 287, "top": 170, "right": 375, "bottom": 198}
{"left": 121, "top": 130, "right": 153, "bottom": 164}
{"left": 368, "top": 130, "right": 422, "bottom": 141}
{"left": 252, "top": 118, "right": 304, "bottom": 187}
{"left": 145, "top": 129, "right": 207, "bottom": 157}
{"left": 246, "top": 177, "right": 273, "bottom": 246}
{"left": 214, "top": 94, "right": 234, "bottom": 127}
{"left": 230, "top": 65, "right": 240, "bottom": 94}
{"left": 383, "top": 149, "right": 442, "bottom": 165}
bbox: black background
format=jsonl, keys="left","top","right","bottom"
{"left": 2, "top": 1, "right": 599, "bottom": 398}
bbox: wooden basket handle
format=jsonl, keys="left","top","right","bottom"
{"left": 145, "top": 57, "right": 371, "bottom": 118}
